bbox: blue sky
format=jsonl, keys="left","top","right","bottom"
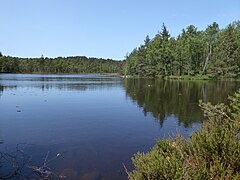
{"left": 0, "top": 0, "right": 239, "bottom": 60}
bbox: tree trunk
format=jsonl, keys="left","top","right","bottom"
{"left": 202, "top": 43, "right": 212, "bottom": 74}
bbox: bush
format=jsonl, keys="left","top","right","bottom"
{"left": 128, "top": 89, "right": 240, "bottom": 179}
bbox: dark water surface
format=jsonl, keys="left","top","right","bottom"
{"left": 0, "top": 74, "right": 239, "bottom": 179}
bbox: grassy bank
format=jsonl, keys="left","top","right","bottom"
{"left": 123, "top": 74, "right": 240, "bottom": 80}
{"left": 128, "top": 89, "right": 240, "bottom": 179}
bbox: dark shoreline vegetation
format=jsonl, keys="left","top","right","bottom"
{"left": 0, "top": 21, "right": 240, "bottom": 80}
{"left": 124, "top": 21, "right": 240, "bottom": 79}
{"left": 1, "top": 21, "right": 240, "bottom": 80}
{"left": 0, "top": 55, "right": 124, "bottom": 74}
{"left": 128, "top": 89, "right": 240, "bottom": 179}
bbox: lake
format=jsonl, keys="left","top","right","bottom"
{"left": 0, "top": 74, "right": 239, "bottom": 179}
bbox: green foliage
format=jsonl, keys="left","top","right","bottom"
{"left": 130, "top": 137, "right": 185, "bottom": 180}
{"left": 229, "top": 89, "right": 240, "bottom": 117}
{"left": 128, "top": 89, "right": 240, "bottom": 179}
{"left": 0, "top": 56, "right": 123, "bottom": 74}
{"left": 125, "top": 21, "right": 240, "bottom": 78}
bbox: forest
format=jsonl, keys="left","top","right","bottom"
{"left": 124, "top": 21, "right": 240, "bottom": 78}
{"left": 0, "top": 55, "right": 123, "bottom": 74}
{"left": 0, "top": 21, "right": 239, "bottom": 78}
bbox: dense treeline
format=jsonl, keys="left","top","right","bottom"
{"left": 0, "top": 55, "right": 123, "bottom": 74}
{"left": 124, "top": 21, "right": 240, "bottom": 78}
{"left": 1, "top": 21, "right": 239, "bottom": 76}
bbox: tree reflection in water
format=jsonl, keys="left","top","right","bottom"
{"left": 123, "top": 79, "right": 240, "bottom": 128}
{"left": 0, "top": 85, "right": 3, "bottom": 97}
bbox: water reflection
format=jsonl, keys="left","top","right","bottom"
{"left": 0, "top": 74, "right": 240, "bottom": 179}
{"left": 0, "top": 73, "right": 121, "bottom": 92}
{"left": 123, "top": 78, "right": 240, "bottom": 127}
{"left": 0, "top": 85, "right": 3, "bottom": 97}
{"left": 0, "top": 74, "right": 239, "bottom": 129}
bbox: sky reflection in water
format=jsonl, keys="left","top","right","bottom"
{"left": 0, "top": 74, "right": 239, "bottom": 179}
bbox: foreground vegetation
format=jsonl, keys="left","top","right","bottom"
{"left": 0, "top": 55, "right": 123, "bottom": 74}
{"left": 128, "top": 89, "right": 240, "bottom": 179}
{"left": 125, "top": 21, "right": 240, "bottom": 78}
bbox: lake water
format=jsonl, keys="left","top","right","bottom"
{"left": 0, "top": 74, "right": 239, "bottom": 179}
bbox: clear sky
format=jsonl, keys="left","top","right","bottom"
{"left": 0, "top": 0, "right": 239, "bottom": 60}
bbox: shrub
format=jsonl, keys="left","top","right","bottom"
{"left": 128, "top": 89, "right": 240, "bottom": 179}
